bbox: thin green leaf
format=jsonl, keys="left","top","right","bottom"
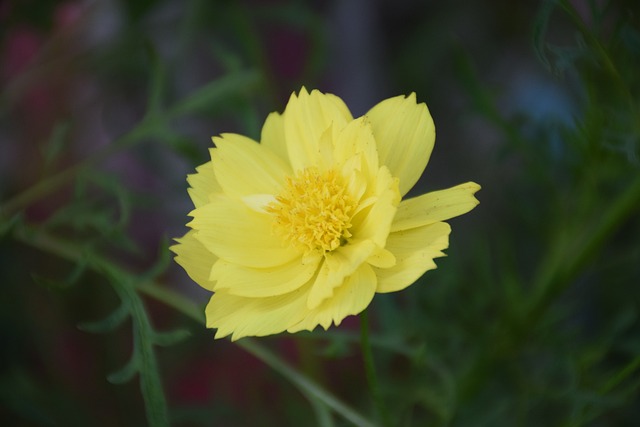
{"left": 144, "top": 40, "right": 167, "bottom": 116}
{"left": 107, "top": 354, "right": 140, "bottom": 384}
{"left": 237, "top": 97, "right": 261, "bottom": 140}
{"left": 78, "top": 301, "right": 130, "bottom": 333}
{"left": 81, "top": 171, "right": 132, "bottom": 230}
{"left": 548, "top": 33, "right": 591, "bottom": 74}
{"left": 210, "top": 41, "right": 244, "bottom": 72}
{"left": 136, "top": 282, "right": 205, "bottom": 324}
{"left": 30, "top": 256, "right": 86, "bottom": 290}
{"left": 102, "top": 230, "right": 141, "bottom": 255}
{"left": 452, "top": 45, "right": 504, "bottom": 125}
{"left": 43, "top": 199, "right": 109, "bottom": 230}
{"left": 601, "top": 354, "right": 640, "bottom": 395}
{"left": 65, "top": 259, "right": 88, "bottom": 285}
{"left": 0, "top": 213, "right": 23, "bottom": 237}
{"left": 154, "top": 130, "right": 201, "bottom": 163}
{"left": 532, "top": 0, "right": 559, "bottom": 71}
{"left": 151, "top": 329, "right": 191, "bottom": 347}
{"left": 17, "top": 224, "right": 372, "bottom": 427}
{"left": 167, "top": 70, "right": 260, "bottom": 118}
{"left": 140, "top": 237, "right": 172, "bottom": 282}
{"left": 239, "top": 339, "right": 376, "bottom": 427}
{"left": 319, "top": 335, "right": 351, "bottom": 359}
{"left": 308, "top": 398, "right": 335, "bottom": 427}
{"left": 41, "top": 121, "right": 71, "bottom": 171}
{"left": 31, "top": 273, "right": 72, "bottom": 290}
{"left": 111, "top": 276, "right": 169, "bottom": 427}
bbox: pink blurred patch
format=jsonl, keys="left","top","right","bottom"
{"left": 170, "top": 343, "right": 267, "bottom": 405}
{"left": 2, "top": 26, "right": 42, "bottom": 80}
{"left": 265, "top": 27, "right": 310, "bottom": 80}
{"left": 54, "top": 1, "right": 84, "bottom": 29}
{"left": 0, "top": 0, "right": 11, "bottom": 20}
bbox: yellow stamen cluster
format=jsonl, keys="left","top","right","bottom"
{"left": 267, "top": 168, "right": 356, "bottom": 253}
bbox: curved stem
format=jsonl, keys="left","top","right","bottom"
{"left": 360, "top": 309, "right": 391, "bottom": 427}
{"left": 239, "top": 339, "right": 373, "bottom": 427}
{"left": 529, "top": 173, "right": 640, "bottom": 322}
{"left": 13, "top": 224, "right": 375, "bottom": 427}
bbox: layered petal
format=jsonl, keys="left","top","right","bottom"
{"left": 173, "top": 87, "right": 481, "bottom": 341}
{"left": 211, "top": 133, "right": 291, "bottom": 197}
{"left": 283, "top": 88, "right": 353, "bottom": 171}
{"left": 367, "top": 246, "right": 396, "bottom": 268}
{"left": 205, "top": 284, "right": 311, "bottom": 341}
{"left": 316, "top": 123, "right": 337, "bottom": 171}
{"left": 333, "top": 116, "right": 379, "bottom": 171}
{"left": 307, "top": 239, "right": 377, "bottom": 309}
{"left": 188, "top": 195, "right": 299, "bottom": 268}
{"left": 171, "top": 230, "right": 217, "bottom": 291}
{"left": 391, "top": 182, "right": 481, "bottom": 232}
{"left": 325, "top": 93, "right": 353, "bottom": 122}
{"left": 289, "top": 263, "right": 377, "bottom": 332}
{"left": 375, "top": 222, "right": 450, "bottom": 293}
{"left": 351, "top": 166, "right": 400, "bottom": 248}
{"left": 186, "top": 161, "right": 221, "bottom": 208}
{"left": 210, "top": 253, "right": 322, "bottom": 297}
{"left": 366, "top": 93, "right": 435, "bottom": 196}
{"left": 260, "top": 112, "right": 290, "bottom": 166}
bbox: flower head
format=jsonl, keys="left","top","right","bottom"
{"left": 172, "top": 88, "right": 480, "bottom": 340}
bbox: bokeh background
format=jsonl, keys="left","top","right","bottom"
{"left": 1, "top": 0, "right": 639, "bottom": 426}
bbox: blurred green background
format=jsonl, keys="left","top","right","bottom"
{"left": 1, "top": 0, "right": 639, "bottom": 426}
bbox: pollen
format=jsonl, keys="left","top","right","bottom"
{"left": 267, "top": 167, "right": 356, "bottom": 253}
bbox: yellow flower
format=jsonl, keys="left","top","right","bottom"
{"left": 171, "top": 88, "right": 480, "bottom": 340}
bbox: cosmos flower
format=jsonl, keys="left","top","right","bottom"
{"left": 172, "top": 88, "right": 480, "bottom": 340}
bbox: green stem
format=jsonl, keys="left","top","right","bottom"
{"left": 141, "top": 281, "right": 371, "bottom": 426}
{"left": 141, "top": 282, "right": 371, "bottom": 426}
{"left": 13, "top": 224, "right": 375, "bottom": 427}
{"left": 239, "top": 339, "right": 373, "bottom": 427}
{"left": 529, "top": 173, "right": 640, "bottom": 322}
{"left": 460, "top": 172, "right": 640, "bottom": 401}
{"left": 566, "top": 354, "right": 640, "bottom": 427}
{"left": 360, "top": 309, "right": 391, "bottom": 427}
{"left": 112, "top": 276, "right": 170, "bottom": 427}
{"left": 137, "top": 280, "right": 205, "bottom": 324}
{"left": 600, "top": 354, "right": 640, "bottom": 395}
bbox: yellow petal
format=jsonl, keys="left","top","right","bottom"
{"left": 316, "top": 123, "right": 336, "bottom": 171}
{"left": 346, "top": 167, "right": 368, "bottom": 207}
{"left": 210, "top": 253, "right": 322, "bottom": 297}
{"left": 307, "top": 239, "right": 377, "bottom": 309}
{"left": 260, "top": 112, "right": 290, "bottom": 166}
{"left": 333, "top": 116, "right": 379, "bottom": 171}
{"left": 374, "top": 222, "right": 450, "bottom": 293}
{"left": 289, "top": 263, "right": 377, "bottom": 332}
{"left": 211, "top": 133, "right": 291, "bottom": 197}
{"left": 367, "top": 246, "right": 396, "bottom": 268}
{"left": 283, "top": 88, "right": 353, "bottom": 171}
{"left": 366, "top": 93, "right": 435, "bottom": 196}
{"left": 186, "top": 161, "right": 221, "bottom": 208}
{"left": 391, "top": 182, "right": 481, "bottom": 232}
{"left": 170, "top": 230, "right": 217, "bottom": 291}
{"left": 325, "top": 93, "right": 353, "bottom": 122}
{"left": 351, "top": 166, "right": 400, "bottom": 248}
{"left": 188, "top": 194, "right": 299, "bottom": 268}
{"left": 205, "top": 286, "right": 311, "bottom": 341}
{"left": 241, "top": 194, "right": 277, "bottom": 213}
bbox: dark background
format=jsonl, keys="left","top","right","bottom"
{"left": 1, "top": 0, "right": 639, "bottom": 425}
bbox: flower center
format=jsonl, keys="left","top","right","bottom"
{"left": 267, "top": 167, "right": 356, "bottom": 253}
